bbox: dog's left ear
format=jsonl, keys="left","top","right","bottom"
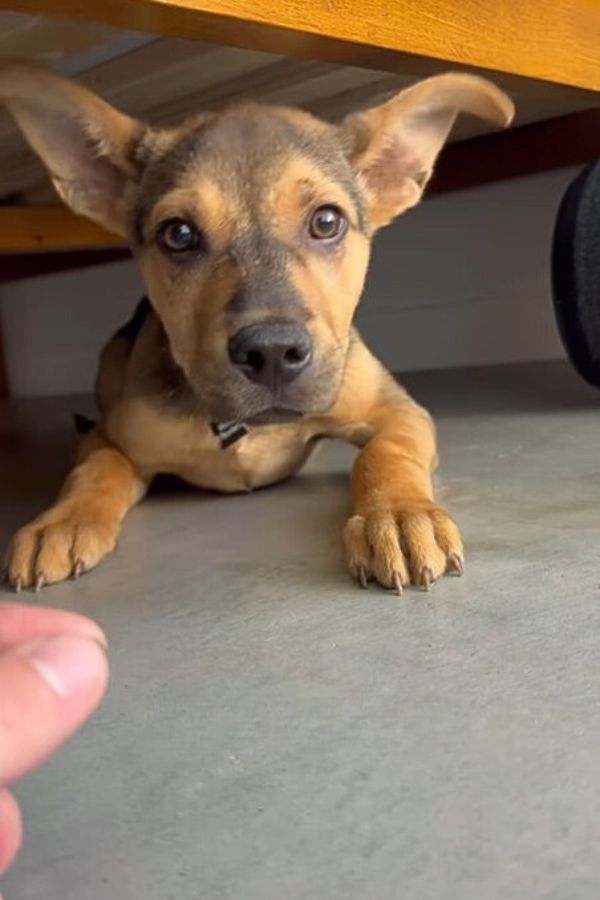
{"left": 341, "top": 73, "right": 514, "bottom": 229}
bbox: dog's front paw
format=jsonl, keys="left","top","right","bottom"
{"left": 343, "top": 502, "right": 463, "bottom": 593}
{"left": 5, "top": 504, "right": 119, "bottom": 592}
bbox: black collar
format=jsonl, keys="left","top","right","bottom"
{"left": 211, "top": 421, "right": 249, "bottom": 449}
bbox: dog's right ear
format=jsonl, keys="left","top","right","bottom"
{"left": 0, "top": 61, "right": 147, "bottom": 236}
{"left": 340, "top": 73, "right": 514, "bottom": 230}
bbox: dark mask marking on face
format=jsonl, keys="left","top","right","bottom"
{"left": 228, "top": 269, "right": 308, "bottom": 319}
{"left": 132, "top": 105, "right": 367, "bottom": 247}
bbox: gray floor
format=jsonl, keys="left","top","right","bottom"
{"left": 2, "top": 360, "right": 600, "bottom": 900}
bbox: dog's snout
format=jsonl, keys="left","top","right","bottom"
{"left": 228, "top": 321, "right": 313, "bottom": 387}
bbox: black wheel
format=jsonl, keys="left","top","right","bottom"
{"left": 552, "top": 159, "right": 600, "bottom": 388}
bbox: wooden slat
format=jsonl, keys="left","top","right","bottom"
{"left": 0, "top": 13, "right": 117, "bottom": 60}
{"left": 2, "top": 105, "right": 600, "bottom": 253}
{"left": 145, "top": 57, "right": 342, "bottom": 122}
{"left": 430, "top": 107, "right": 600, "bottom": 195}
{"left": 307, "top": 75, "right": 598, "bottom": 137}
{"left": 0, "top": 247, "right": 130, "bottom": 281}
{"left": 0, "top": 207, "right": 124, "bottom": 251}
{"left": 0, "top": 36, "right": 282, "bottom": 197}
{"left": 7, "top": 0, "right": 600, "bottom": 91}
{"left": 75, "top": 37, "right": 278, "bottom": 116}
{"left": 0, "top": 10, "right": 597, "bottom": 202}
{"left": 0, "top": 36, "right": 360, "bottom": 196}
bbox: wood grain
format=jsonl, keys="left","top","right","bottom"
{"left": 0, "top": 207, "right": 124, "bottom": 251}
{"left": 8, "top": 0, "right": 600, "bottom": 90}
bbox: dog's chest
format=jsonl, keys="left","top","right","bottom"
{"left": 106, "top": 399, "right": 315, "bottom": 492}
{"left": 208, "top": 426, "right": 318, "bottom": 492}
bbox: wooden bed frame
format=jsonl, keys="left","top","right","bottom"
{"left": 12, "top": 0, "right": 600, "bottom": 89}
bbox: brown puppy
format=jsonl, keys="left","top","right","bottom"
{"left": 0, "top": 62, "right": 513, "bottom": 593}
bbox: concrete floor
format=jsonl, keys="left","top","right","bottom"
{"left": 2, "top": 360, "right": 600, "bottom": 900}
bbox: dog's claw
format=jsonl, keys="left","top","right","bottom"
{"left": 391, "top": 571, "right": 403, "bottom": 596}
{"left": 447, "top": 553, "right": 464, "bottom": 576}
{"left": 72, "top": 559, "right": 84, "bottom": 580}
{"left": 34, "top": 573, "right": 45, "bottom": 593}
{"left": 13, "top": 575, "right": 23, "bottom": 594}
{"left": 357, "top": 565, "right": 368, "bottom": 589}
{"left": 421, "top": 567, "right": 433, "bottom": 592}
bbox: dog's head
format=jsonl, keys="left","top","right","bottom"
{"left": 1, "top": 63, "right": 512, "bottom": 423}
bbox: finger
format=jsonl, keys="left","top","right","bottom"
{"left": 0, "top": 634, "right": 108, "bottom": 783}
{"left": 0, "top": 789, "right": 22, "bottom": 876}
{"left": 0, "top": 603, "right": 106, "bottom": 651}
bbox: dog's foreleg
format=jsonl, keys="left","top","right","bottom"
{"left": 6, "top": 431, "right": 147, "bottom": 591}
{"left": 342, "top": 397, "right": 463, "bottom": 593}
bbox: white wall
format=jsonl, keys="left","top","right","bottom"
{"left": 1, "top": 259, "right": 143, "bottom": 397}
{"left": 0, "top": 166, "right": 575, "bottom": 397}
{"left": 355, "top": 166, "right": 573, "bottom": 372}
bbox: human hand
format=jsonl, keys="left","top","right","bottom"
{"left": 0, "top": 603, "right": 109, "bottom": 878}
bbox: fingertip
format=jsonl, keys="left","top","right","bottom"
{"left": 0, "top": 634, "right": 109, "bottom": 783}
{"left": 0, "top": 603, "right": 107, "bottom": 652}
{"left": 0, "top": 789, "right": 22, "bottom": 876}
{"left": 74, "top": 618, "right": 108, "bottom": 652}
{"left": 22, "top": 634, "right": 109, "bottom": 705}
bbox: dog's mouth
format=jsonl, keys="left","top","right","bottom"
{"left": 205, "top": 379, "right": 337, "bottom": 429}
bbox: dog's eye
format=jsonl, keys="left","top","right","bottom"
{"left": 157, "top": 218, "right": 202, "bottom": 254}
{"left": 308, "top": 206, "right": 346, "bottom": 241}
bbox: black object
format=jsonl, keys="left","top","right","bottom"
{"left": 73, "top": 413, "right": 95, "bottom": 435}
{"left": 211, "top": 421, "right": 248, "bottom": 449}
{"left": 552, "top": 159, "right": 600, "bottom": 388}
{"left": 115, "top": 296, "right": 151, "bottom": 341}
{"left": 228, "top": 320, "right": 313, "bottom": 387}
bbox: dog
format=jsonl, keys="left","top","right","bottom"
{"left": 0, "top": 62, "right": 513, "bottom": 593}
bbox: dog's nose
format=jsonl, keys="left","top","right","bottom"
{"left": 228, "top": 321, "right": 313, "bottom": 387}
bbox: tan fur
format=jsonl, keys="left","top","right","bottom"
{"left": 7, "top": 431, "right": 146, "bottom": 591}
{"left": 1, "top": 64, "right": 513, "bottom": 593}
{"left": 345, "top": 73, "right": 514, "bottom": 228}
